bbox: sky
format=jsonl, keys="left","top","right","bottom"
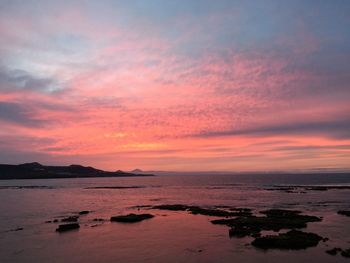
{"left": 0, "top": 0, "right": 349, "bottom": 172}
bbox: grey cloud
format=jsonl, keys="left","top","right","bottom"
{"left": 0, "top": 101, "right": 47, "bottom": 127}
{"left": 0, "top": 66, "right": 60, "bottom": 93}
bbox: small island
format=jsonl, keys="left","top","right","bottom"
{"left": 0, "top": 162, "right": 154, "bottom": 180}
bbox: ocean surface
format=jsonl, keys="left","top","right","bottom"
{"left": 0, "top": 173, "right": 350, "bottom": 263}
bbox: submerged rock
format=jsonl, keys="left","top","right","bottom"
{"left": 152, "top": 204, "right": 190, "bottom": 211}
{"left": 7, "top": 227, "right": 23, "bottom": 232}
{"left": 266, "top": 185, "right": 350, "bottom": 193}
{"left": 85, "top": 186, "right": 144, "bottom": 189}
{"left": 251, "top": 230, "right": 323, "bottom": 250}
{"left": 261, "top": 209, "right": 321, "bottom": 221}
{"left": 110, "top": 213, "right": 154, "bottom": 223}
{"left": 189, "top": 206, "right": 245, "bottom": 217}
{"left": 230, "top": 207, "right": 252, "bottom": 212}
{"left": 56, "top": 223, "right": 80, "bottom": 232}
{"left": 337, "top": 210, "right": 350, "bottom": 217}
{"left": 61, "top": 216, "right": 79, "bottom": 222}
{"left": 229, "top": 226, "right": 260, "bottom": 238}
{"left": 326, "top": 248, "right": 350, "bottom": 258}
{"left": 341, "top": 248, "right": 350, "bottom": 258}
{"left": 79, "top": 211, "right": 90, "bottom": 215}
{"left": 326, "top": 247, "right": 342, "bottom": 255}
{"left": 0, "top": 185, "right": 54, "bottom": 190}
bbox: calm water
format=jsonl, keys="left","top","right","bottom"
{"left": 0, "top": 173, "right": 350, "bottom": 263}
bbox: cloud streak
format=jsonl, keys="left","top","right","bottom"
{"left": 195, "top": 118, "right": 350, "bottom": 139}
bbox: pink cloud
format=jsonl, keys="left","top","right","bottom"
{"left": 0, "top": 3, "right": 349, "bottom": 171}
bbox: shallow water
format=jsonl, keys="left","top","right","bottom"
{"left": 0, "top": 173, "right": 350, "bottom": 262}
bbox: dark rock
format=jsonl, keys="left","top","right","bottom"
{"left": 45, "top": 220, "right": 52, "bottom": 223}
{"left": 251, "top": 230, "right": 323, "bottom": 250}
{"left": 251, "top": 232, "right": 261, "bottom": 238}
{"left": 260, "top": 209, "right": 302, "bottom": 217}
{"left": 9, "top": 227, "right": 23, "bottom": 232}
{"left": 266, "top": 185, "right": 350, "bottom": 193}
{"left": 211, "top": 218, "right": 237, "bottom": 225}
{"left": 79, "top": 211, "right": 90, "bottom": 215}
{"left": 341, "top": 248, "right": 350, "bottom": 258}
{"left": 152, "top": 204, "right": 251, "bottom": 217}
{"left": 230, "top": 207, "right": 252, "bottom": 212}
{"left": 0, "top": 185, "right": 54, "bottom": 190}
{"left": 337, "top": 210, "right": 350, "bottom": 217}
{"left": 326, "top": 248, "right": 342, "bottom": 255}
{"left": 211, "top": 209, "right": 322, "bottom": 238}
{"left": 149, "top": 198, "right": 163, "bottom": 201}
{"left": 131, "top": 205, "right": 152, "bottom": 209}
{"left": 262, "top": 209, "right": 321, "bottom": 223}
{"left": 229, "top": 226, "right": 260, "bottom": 238}
{"left": 304, "top": 185, "right": 350, "bottom": 191}
{"left": 53, "top": 219, "right": 59, "bottom": 223}
{"left": 61, "top": 216, "right": 79, "bottom": 222}
{"left": 85, "top": 186, "right": 144, "bottom": 189}
{"left": 305, "top": 186, "right": 328, "bottom": 191}
{"left": 152, "top": 204, "right": 191, "bottom": 211}
{"left": 189, "top": 206, "right": 242, "bottom": 217}
{"left": 56, "top": 223, "right": 80, "bottom": 232}
{"left": 110, "top": 213, "right": 154, "bottom": 223}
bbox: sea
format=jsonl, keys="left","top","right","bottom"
{"left": 0, "top": 173, "right": 350, "bottom": 263}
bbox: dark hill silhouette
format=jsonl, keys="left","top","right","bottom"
{"left": 0, "top": 162, "right": 154, "bottom": 180}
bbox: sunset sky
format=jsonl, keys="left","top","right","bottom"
{"left": 0, "top": 0, "right": 349, "bottom": 171}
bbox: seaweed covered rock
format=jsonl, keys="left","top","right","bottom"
{"left": 110, "top": 213, "right": 154, "bottom": 223}
{"left": 251, "top": 230, "right": 323, "bottom": 250}
{"left": 56, "top": 223, "right": 80, "bottom": 232}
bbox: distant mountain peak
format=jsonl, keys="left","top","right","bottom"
{"left": 69, "top": 164, "right": 84, "bottom": 168}
{"left": 131, "top": 169, "right": 143, "bottom": 173}
{"left": 19, "top": 162, "right": 43, "bottom": 168}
